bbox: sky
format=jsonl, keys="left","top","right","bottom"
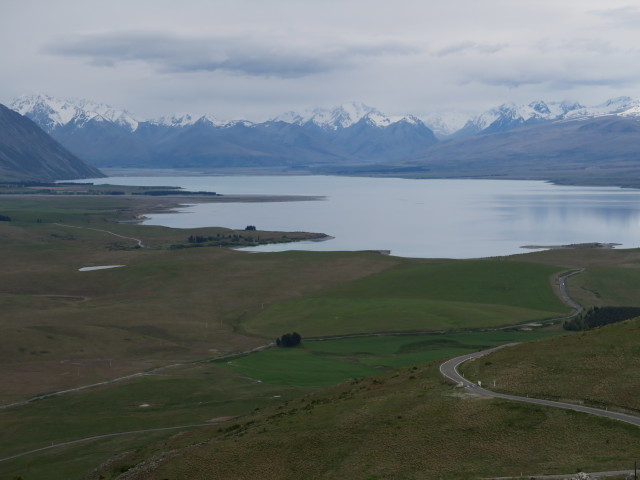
{"left": 2, "top": 0, "right": 640, "bottom": 123}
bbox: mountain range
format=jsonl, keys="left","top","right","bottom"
{"left": 8, "top": 94, "right": 640, "bottom": 185}
{"left": 9, "top": 95, "right": 438, "bottom": 169}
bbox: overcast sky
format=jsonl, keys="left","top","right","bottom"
{"left": 3, "top": 0, "right": 640, "bottom": 121}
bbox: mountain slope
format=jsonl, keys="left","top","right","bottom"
{"left": 10, "top": 96, "right": 439, "bottom": 168}
{"left": 330, "top": 115, "right": 640, "bottom": 186}
{"left": 410, "top": 115, "right": 640, "bottom": 180}
{"left": 0, "top": 104, "right": 104, "bottom": 181}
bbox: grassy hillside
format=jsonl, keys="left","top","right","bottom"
{"left": 4, "top": 195, "right": 640, "bottom": 479}
{"left": 462, "top": 317, "right": 640, "bottom": 412}
{"left": 509, "top": 247, "right": 640, "bottom": 309}
{"left": 0, "top": 330, "right": 559, "bottom": 479}
{"left": 244, "top": 260, "right": 569, "bottom": 337}
{"left": 81, "top": 359, "right": 640, "bottom": 480}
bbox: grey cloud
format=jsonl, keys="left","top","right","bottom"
{"left": 44, "top": 32, "right": 419, "bottom": 78}
{"left": 536, "top": 38, "right": 619, "bottom": 56}
{"left": 435, "top": 42, "right": 506, "bottom": 57}
{"left": 463, "top": 69, "right": 637, "bottom": 90}
{"left": 591, "top": 6, "right": 640, "bottom": 28}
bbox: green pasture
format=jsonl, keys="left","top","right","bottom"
{"left": 244, "top": 260, "right": 569, "bottom": 336}
{"left": 0, "top": 363, "right": 316, "bottom": 479}
{"left": 0, "top": 329, "right": 563, "bottom": 480}
{"left": 90, "top": 360, "right": 640, "bottom": 480}
{"left": 221, "top": 329, "right": 563, "bottom": 386}
{"left": 568, "top": 265, "right": 640, "bottom": 307}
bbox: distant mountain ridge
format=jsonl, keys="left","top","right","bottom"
{"left": 9, "top": 95, "right": 438, "bottom": 168}
{"left": 452, "top": 97, "right": 640, "bottom": 138}
{"left": 0, "top": 104, "right": 104, "bottom": 182}
{"left": 8, "top": 94, "right": 640, "bottom": 185}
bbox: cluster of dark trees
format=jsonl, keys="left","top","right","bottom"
{"left": 187, "top": 233, "right": 258, "bottom": 244}
{"left": 0, "top": 215, "right": 10, "bottom": 221}
{"left": 563, "top": 306, "right": 640, "bottom": 331}
{"left": 276, "top": 332, "right": 302, "bottom": 347}
{"left": 134, "top": 190, "right": 218, "bottom": 196}
{"left": 245, "top": 225, "right": 257, "bottom": 231}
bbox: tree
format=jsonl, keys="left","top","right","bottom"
{"left": 245, "top": 225, "right": 257, "bottom": 231}
{"left": 276, "top": 331, "right": 302, "bottom": 347}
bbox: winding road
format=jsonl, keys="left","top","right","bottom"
{"left": 440, "top": 268, "right": 640, "bottom": 426}
{"left": 439, "top": 345, "right": 640, "bottom": 428}
{"left": 440, "top": 268, "right": 640, "bottom": 478}
{"left": 2, "top": 266, "right": 619, "bottom": 471}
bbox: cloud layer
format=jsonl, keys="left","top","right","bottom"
{"left": 45, "top": 31, "right": 419, "bottom": 78}
{"left": 2, "top": 0, "right": 640, "bottom": 120}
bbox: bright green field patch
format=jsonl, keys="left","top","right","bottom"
{"left": 245, "top": 260, "right": 568, "bottom": 337}
{"left": 246, "top": 297, "right": 562, "bottom": 336}
{"left": 222, "top": 329, "right": 562, "bottom": 385}
{"left": 221, "top": 347, "right": 380, "bottom": 386}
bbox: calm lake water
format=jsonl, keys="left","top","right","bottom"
{"left": 78, "top": 175, "right": 640, "bottom": 258}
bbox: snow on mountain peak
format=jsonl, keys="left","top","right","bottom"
{"left": 151, "top": 113, "right": 198, "bottom": 127}
{"left": 273, "top": 102, "right": 421, "bottom": 129}
{"left": 9, "top": 94, "right": 139, "bottom": 132}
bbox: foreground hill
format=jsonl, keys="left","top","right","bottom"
{"left": 0, "top": 104, "right": 104, "bottom": 182}
{"left": 88, "top": 346, "right": 640, "bottom": 480}
{"left": 463, "top": 316, "right": 640, "bottom": 412}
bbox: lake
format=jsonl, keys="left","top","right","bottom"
{"left": 77, "top": 174, "right": 640, "bottom": 258}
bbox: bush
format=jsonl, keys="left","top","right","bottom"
{"left": 276, "top": 332, "right": 302, "bottom": 347}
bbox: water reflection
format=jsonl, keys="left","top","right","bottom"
{"left": 77, "top": 175, "right": 640, "bottom": 258}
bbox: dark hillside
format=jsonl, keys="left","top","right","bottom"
{"left": 0, "top": 104, "right": 104, "bottom": 181}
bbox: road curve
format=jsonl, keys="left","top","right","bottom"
{"left": 439, "top": 345, "right": 640, "bottom": 428}
{"left": 557, "top": 268, "right": 585, "bottom": 316}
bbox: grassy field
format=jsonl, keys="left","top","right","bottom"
{"left": 243, "top": 260, "right": 570, "bottom": 337}
{"left": 462, "top": 317, "right": 640, "bottom": 412}
{"left": 81, "top": 359, "right": 640, "bottom": 480}
{"left": 4, "top": 195, "right": 640, "bottom": 479}
{"left": 0, "top": 362, "right": 319, "bottom": 479}
{"left": 221, "top": 329, "right": 562, "bottom": 386}
{"left": 0, "top": 330, "right": 562, "bottom": 479}
{"left": 510, "top": 247, "right": 640, "bottom": 309}
{"left": 0, "top": 196, "right": 402, "bottom": 401}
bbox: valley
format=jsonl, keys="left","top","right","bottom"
{"left": 6, "top": 2, "right": 640, "bottom": 478}
{"left": 2, "top": 194, "right": 640, "bottom": 478}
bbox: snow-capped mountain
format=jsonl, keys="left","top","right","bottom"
{"left": 275, "top": 102, "right": 422, "bottom": 129}
{"left": 9, "top": 93, "right": 640, "bottom": 173}
{"left": 453, "top": 98, "right": 640, "bottom": 138}
{"left": 0, "top": 104, "right": 104, "bottom": 181}
{"left": 10, "top": 94, "right": 139, "bottom": 132}
{"left": 563, "top": 96, "right": 640, "bottom": 120}
{"left": 453, "top": 100, "right": 583, "bottom": 138}
{"left": 420, "top": 112, "right": 471, "bottom": 139}
{"left": 8, "top": 95, "right": 439, "bottom": 168}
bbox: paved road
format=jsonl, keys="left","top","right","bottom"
{"left": 439, "top": 345, "right": 640, "bottom": 428}
{"left": 557, "top": 268, "right": 585, "bottom": 316}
